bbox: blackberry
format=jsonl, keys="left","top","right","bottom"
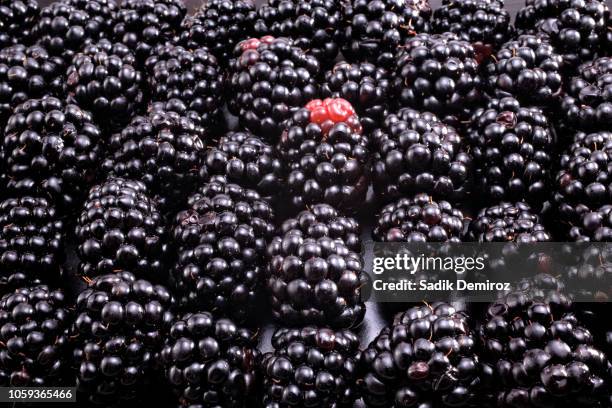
{"left": 321, "top": 61, "right": 392, "bottom": 133}
{"left": 560, "top": 57, "right": 612, "bottom": 132}
{"left": 484, "top": 34, "right": 563, "bottom": 107}
{"left": 148, "top": 97, "right": 208, "bottom": 137}
{"left": 516, "top": 0, "right": 610, "bottom": 72}
{"left": 468, "top": 202, "right": 552, "bottom": 242}
{"left": 394, "top": 33, "right": 485, "bottom": 124}
{"left": 341, "top": 0, "right": 432, "bottom": 69}
{"left": 432, "top": 0, "right": 514, "bottom": 48}
{"left": 67, "top": 39, "right": 144, "bottom": 131}
{"left": 254, "top": 0, "right": 342, "bottom": 67}
{"left": 205, "top": 131, "right": 283, "bottom": 199}
{"left": 468, "top": 97, "right": 554, "bottom": 207}
{"left": 0, "top": 0, "right": 39, "bottom": 48}
{"left": 172, "top": 176, "right": 275, "bottom": 323}
{"left": 75, "top": 177, "right": 168, "bottom": 281}
{"left": 179, "top": 0, "right": 257, "bottom": 64}
{"left": 1, "top": 96, "right": 103, "bottom": 211}
{"left": 0, "top": 286, "right": 71, "bottom": 386}
{"left": 71, "top": 272, "right": 174, "bottom": 405}
{"left": 568, "top": 205, "right": 612, "bottom": 241}
{"left": 371, "top": 107, "right": 472, "bottom": 204}
{"left": 160, "top": 311, "right": 260, "bottom": 407}
{"left": 359, "top": 303, "right": 481, "bottom": 407}
{"left": 63, "top": 0, "right": 119, "bottom": 38}
{"left": 277, "top": 98, "right": 369, "bottom": 213}
{"left": 262, "top": 327, "right": 360, "bottom": 407}
{"left": 373, "top": 193, "right": 466, "bottom": 242}
{"left": 228, "top": 36, "right": 320, "bottom": 140}
{"left": 145, "top": 44, "right": 224, "bottom": 132}
{"left": 266, "top": 203, "right": 366, "bottom": 329}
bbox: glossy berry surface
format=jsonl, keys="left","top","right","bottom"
{"left": 0, "top": 0, "right": 39, "bottom": 48}
{"left": 468, "top": 201, "right": 551, "bottom": 242}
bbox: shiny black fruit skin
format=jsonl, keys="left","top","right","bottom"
{"left": 0, "top": 0, "right": 39, "bottom": 49}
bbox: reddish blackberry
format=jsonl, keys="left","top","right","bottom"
{"left": 321, "top": 61, "right": 392, "bottom": 133}
{"left": 262, "top": 327, "right": 360, "bottom": 407}
{"left": 432, "top": 0, "right": 514, "bottom": 48}
{"left": 560, "top": 57, "right": 612, "bottom": 132}
{"left": 468, "top": 202, "right": 552, "bottom": 242}
{"left": 159, "top": 312, "right": 260, "bottom": 407}
{"left": 71, "top": 272, "right": 174, "bottom": 405}
{"left": 0, "top": 286, "right": 71, "bottom": 386}
{"left": 341, "top": 0, "right": 432, "bottom": 69}
{"left": 373, "top": 193, "right": 466, "bottom": 242}
{"left": 394, "top": 33, "right": 485, "bottom": 124}
{"left": 172, "top": 176, "right": 275, "bottom": 323}
{"left": 484, "top": 34, "right": 563, "bottom": 107}
{"left": 75, "top": 177, "right": 168, "bottom": 281}
{"left": 228, "top": 36, "right": 320, "bottom": 140}
{"left": 266, "top": 203, "right": 366, "bottom": 329}
{"left": 179, "top": 0, "right": 257, "bottom": 64}
{"left": 468, "top": 97, "right": 554, "bottom": 207}
{"left": 371, "top": 108, "right": 472, "bottom": 204}
{"left": 359, "top": 303, "right": 481, "bottom": 407}
{"left": 67, "top": 39, "right": 144, "bottom": 131}
{"left": 0, "top": 0, "right": 39, "bottom": 48}
{"left": 277, "top": 98, "right": 369, "bottom": 213}
{"left": 254, "top": 0, "right": 342, "bottom": 67}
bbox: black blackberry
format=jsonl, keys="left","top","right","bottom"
{"left": 468, "top": 202, "right": 552, "bottom": 242}
{"left": 172, "top": 176, "right": 275, "bottom": 323}
{"left": 468, "top": 97, "right": 554, "bottom": 207}
{"left": 373, "top": 193, "right": 466, "bottom": 242}
{"left": 340, "top": 0, "right": 432, "bottom": 69}
{"left": 147, "top": 97, "right": 209, "bottom": 137}
{"left": 63, "top": 0, "right": 119, "bottom": 38}
{"left": 394, "top": 33, "right": 486, "bottom": 124}
{"left": 71, "top": 272, "right": 174, "bottom": 405}
{"left": 320, "top": 61, "right": 392, "bottom": 133}
{"left": 145, "top": 44, "right": 224, "bottom": 131}
{"left": 1, "top": 96, "right": 103, "bottom": 211}
{"left": 560, "top": 57, "right": 612, "bottom": 132}
{"left": 75, "top": 177, "right": 168, "bottom": 281}
{"left": 179, "top": 0, "right": 257, "bottom": 64}
{"left": 516, "top": 0, "right": 611, "bottom": 72}
{"left": 254, "top": 0, "right": 342, "bottom": 67}
{"left": 0, "top": 285, "right": 71, "bottom": 386}
{"left": 277, "top": 98, "right": 369, "bottom": 213}
{"left": 0, "top": 0, "right": 39, "bottom": 48}
{"left": 205, "top": 131, "right": 283, "bottom": 199}
{"left": 484, "top": 34, "right": 563, "bottom": 107}
{"left": 67, "top": 39, "right": 144, "bottom": 131}
{"left": 266, "top": 203, "right": 366, "bottom": 329}
{"left": 432, "top": 0, "right": 514, "bottom": 48}
{"left": 371, "top": 107, "right": 472, "bottom": 204}
{"left": 228, "top": 36, "right": 320, "bottom": 140}
{"left": 359, "top": 303, "right": 481, "bottom": 407}
{"left": 568, "top": 205, "right": 612, "bottom": 241}
{"left": 159, "top": 311, "right": 260, "bottom": 407}
{"left": 262, "top": 327, "right": 360, "bottom": 407}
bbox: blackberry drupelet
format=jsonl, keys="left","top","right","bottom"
{"left": 266, "top": 203, "right": 366, "bottom": 329}
{"left": 568, "top": 205, "right": 612, "bottom": 242}
{"left": 484, "top": 34, "right": 563, "bottom": 107}
{"left": 180, "top": 0, "right": 257, "bottom": 64}
{"left": 277, "top": 98, "right": 369, "bottom": 213}
{"left": 0, "top": 0, "right": 39, "bottom": 48}
{"left": 394, "top": 33, "right": 485, "bottom": 124}
{"left": 560, "top": 57, "right": 612, "bottom": 132}
{"left": 75, "top": 177, "right": 167, "bottom": 280}
{"left": 320, "top": 61, "right": 391, "bottom": 133}
{"left": 228, "top": 36, "right": 320, "bottom": 140}
{"left": 359, "top": 303, "right": 481, "bottom": 407}
{"left": 71, "top": 272, "right": 174, "bottom": 405}
{"left": 432, "top": 0, "right": 514, "bottom": 48}
{"left": 371, "top": 107, "right": 471, "bottom": 204}
{"left": 0, "top": 286, "right": 71, "bottom": 386}
{"left": 67, "top": 39, "right": 144, "bottom": 131}
{"left": 1, "top": 96, "right": 103, "bottom": 211}
{"left": 262, "top": 327, "right": 360, "bottom": 407}
{"left": 205, "top": 131, "right": 283, "bottom": 199}
{"left": 468, "top": 97, "right": 554, "bottom": 207}
{"left": 468, "top": 202, "right": 552, "bottom": 242}
{"left": 373, "top": 193, "right": 466, "bottom": 242}
{"left": 341, "top": 0, "right": 432, "bottom": 69}
{"left": 172, "top": 176, "right": 275, "bottom": 323}
{"left": 254, "top": 0, "right": 342, "bottom": 67}
{"left": 160, "top": 312, "right": 260, "bottom": 407}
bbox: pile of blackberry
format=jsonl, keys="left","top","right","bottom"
{"left": 468, "top": 201, "right": 551, "bottom": 242}
{"left": 0, "top": 0, "right": 39, "bottom": 48}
